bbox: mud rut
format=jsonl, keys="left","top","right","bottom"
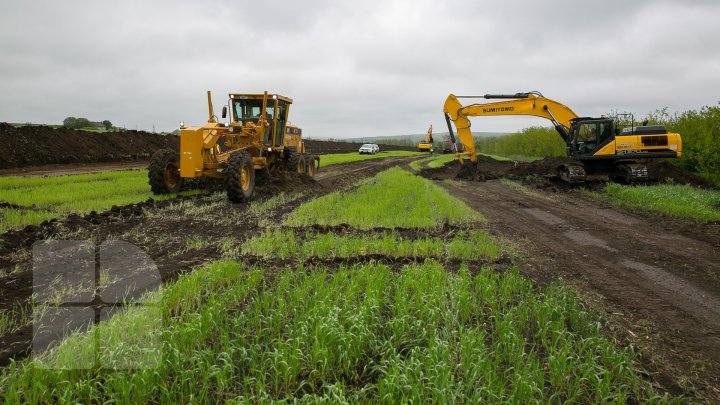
{"left": 0, "top": 156, "right": 508, "bottom": 368}
{"left": 416, "top": 167, "right": 720, "bottom": 399}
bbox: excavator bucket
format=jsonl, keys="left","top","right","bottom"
{"left": 456, "top": 160, "right": 478, "bottom": 179}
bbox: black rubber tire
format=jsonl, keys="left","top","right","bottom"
{"left": 288, "top": 152, "right": 306, "bottom": 176}
{"left": 304, "top": 154, "right": 316, "bottom": 178}
{"left": 148, "top": 149, "right": 183, "bottom": 194}
{"left": 225, "top": 150, "right": 255, "bottom": 203}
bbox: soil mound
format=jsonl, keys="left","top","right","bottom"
{"left": 420, "top": 154, "right": 716, "bottom": 189}
{"left": 0, "top": 123, "right": 179, "bottom": 169}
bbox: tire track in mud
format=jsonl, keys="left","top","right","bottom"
{"left": 0, "top": 156, "right": 419, "bottom": 366}
{"left": 437, "top": 178, "right": 720, "bottom": 399}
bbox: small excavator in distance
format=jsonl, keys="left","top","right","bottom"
{"left": 418, "top": 125, "right": 434, "bottom": 152}
{"left": 149, "top": 91, "right": 318, "bottom": 202}
{"left": 443, "top": 92, "right": 682, "bottom": 183}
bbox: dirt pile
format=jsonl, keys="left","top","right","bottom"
{"left": 0, "top": 123, "right": 179, "bottom": 169}
{"left": 421, "top": 155, "right": 716, "bottom": 189}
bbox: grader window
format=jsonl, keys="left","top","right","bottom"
{"left": 233, "top": 99, "right": 264, "bottom": 125}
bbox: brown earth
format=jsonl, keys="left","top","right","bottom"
{"left": 415, "top": 159, "right": 720, "bottom": 400}
{"left": 0, "top": 123, "right": 414, "bottom": 172}
{"left": 0, "top": 123, "right": 179, "bottom": 169}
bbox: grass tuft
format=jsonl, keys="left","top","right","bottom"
{"left": 586, "top": 182, "right": 720, "bottom": 222}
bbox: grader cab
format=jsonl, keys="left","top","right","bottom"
{"left": 149, "top": 91, "right": 318, "bottom": 202}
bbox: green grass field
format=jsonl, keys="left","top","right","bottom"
{"left": 285, "top": 167, "right": 485, "bottom": 228}
{"left": 0, "top": 170, "right": 191, "bottom": 233}
{"left": 586, "top": 183, "right": 720, "bottom": 222}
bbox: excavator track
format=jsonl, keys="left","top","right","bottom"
{"left": 617, "top": 163, "right": 648, "bottom": 183}
{"left": 558, "top": 164, "right": 586, "bottom": 185}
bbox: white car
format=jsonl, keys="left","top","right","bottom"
{"left": 359, "top": 144, "right": 376, "bottom": 154}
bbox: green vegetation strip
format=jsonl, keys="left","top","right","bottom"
{"left": 0, "top": 170, "right": 192, "bottom": 233}
{"left": 0, "top": 260, "right": 661, "bottom": 403}
{"left": 242, "top": 229, "right": 508, "bottom": 261}
{"left": 320, "top": 150, "right": 421, "bottom": 167}
{"left": 426, "top": 154, "right": 458, "bottom": 168}
{"left": 286, "top": 167, "right": 485, "bottom": 229}
{"left": 587, "top": 183, "right": 720, "bottom": 222}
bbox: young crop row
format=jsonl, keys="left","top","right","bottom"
{"left": 0, "top": 260, "right": 663, "bottom": 403}
{"left": 286, "top": 167, "right": 485, "bottom": 229}
{"left": 241, "top": 228, "right": 510, "bottom": 261}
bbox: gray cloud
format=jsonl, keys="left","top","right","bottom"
{"left": 1, "top": 0, "right": 718, "bottom": 137}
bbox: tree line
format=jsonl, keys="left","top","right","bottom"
{"left": 63, "top": 117, "right": 113, "bottom": 130}
{"left": 475, "top": 126, "right": 565, "bottom": 159}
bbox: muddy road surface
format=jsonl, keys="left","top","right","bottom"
{"left": 433, "top": 176, "right": 720, "bottom": 399}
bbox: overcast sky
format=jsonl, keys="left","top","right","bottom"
{"left": 1, "top": 0, "right": 719, "bottom": 138}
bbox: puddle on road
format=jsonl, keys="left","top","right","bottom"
{"left": 563, "top": 230, "right": 618, "bottom": 252}
{"left": 622, "top": 259, "right": 720, "bottom": 317}
{"left": 522, "top": 208, "right": 565, "bottom": 225}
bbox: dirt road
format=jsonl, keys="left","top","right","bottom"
{"left": 437, "top": 177, "right": 720, "bottom": 398}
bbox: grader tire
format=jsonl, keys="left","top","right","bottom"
{"left": 304, "top": 154, "right": 316, "bottom": 178}
{"left": 148, "top": 149, "right": 183, "bottom": 194}
{"left": 288, "top": 152, "right": 306, "bottom": 176}
{"left": 226, "top": 151, "right": 255, "bottom": 203}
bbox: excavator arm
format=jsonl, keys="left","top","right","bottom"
{"left": 426, "top": 125, "right": 433, "bottom": 143}
{"left": 443, "top": 92, "right": 580, "bottom": 162}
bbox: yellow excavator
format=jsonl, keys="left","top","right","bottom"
{"left": 418, "top": 125, "right": 434, "bottom": 152}
{"left": 443, "top": 92, "right": 682, "bottom": 183}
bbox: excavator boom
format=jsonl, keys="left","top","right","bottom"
{"left": 443, "top": 92, "right": 579, "bottom": 162}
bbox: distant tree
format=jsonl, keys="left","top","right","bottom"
{"left": 63, "top": 117, "right": 77, "bottom": 128}
{"left": 75, "top": 117, "right": 91, "bottom": 128}
{"left": 102, "top": 120, "right": 112, "bottom": 130}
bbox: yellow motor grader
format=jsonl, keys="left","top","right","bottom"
{"left": 149, "top": 91, "right": 318, "bottom": 202}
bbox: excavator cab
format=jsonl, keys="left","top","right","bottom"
{"left": 572, "top": 119, "right": 614, "bottom": 155}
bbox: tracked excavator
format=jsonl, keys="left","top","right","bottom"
{"left": 443, "top": 92, "right": 682, "bottom": 183}
{"left": 418, "top": 125, "right": 434, "bottom": 152}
